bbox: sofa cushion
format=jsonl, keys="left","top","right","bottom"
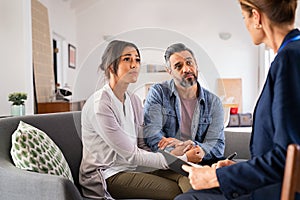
{"left": 10, "top": 121, "right": 74, "bottom": 182}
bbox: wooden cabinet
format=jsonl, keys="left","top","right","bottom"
{"left": 37, "top": 101, "right": 85, "bottom": 114}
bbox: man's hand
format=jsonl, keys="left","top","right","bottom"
{"left": 158, "top": 137, "right": 182, "bottom": 150}
{"left": 185, "top": 145, "right": 205, "bottom": 163}
{"left": 171, "top": 140, "right": 195, "bottom": 156}
{"left": 182, "top": 165, "right": 219, "bottom": 190}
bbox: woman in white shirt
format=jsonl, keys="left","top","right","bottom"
{"left": 79, "top": 40, "right": 191, "bottom": 199}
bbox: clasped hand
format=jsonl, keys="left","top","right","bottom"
{"left": 158, "top": 137, "right": 204, "bottom": 163}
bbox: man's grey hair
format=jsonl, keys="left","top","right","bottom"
{"left": 164, "top": 43, "right": 195, "bottom": 68}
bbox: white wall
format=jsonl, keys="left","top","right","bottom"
{"left": 74, "top": 0, "right": 259, "bottom": 112}
{"left": 1, "top": 1, "right": 299, "bottom": 116}
{"left": 0, "top": 0, "right": 33, "bottom": 116}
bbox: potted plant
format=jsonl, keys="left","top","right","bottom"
{"left": 8, "top": 92, "right": 27, "bottom": 116}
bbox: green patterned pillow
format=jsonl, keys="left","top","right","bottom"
{"left": 10, "top": 121, "right": 74, "bottom": 183}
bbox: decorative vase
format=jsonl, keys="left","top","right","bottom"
{"left": 11, "top": 105, "right": 25, "bottom": 116}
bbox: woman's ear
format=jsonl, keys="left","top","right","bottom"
{"left": 109, "top": 65, "right": 115, "bottom": 74}
{"left": 252, "top": 9, "right": 261, "bottom": 25}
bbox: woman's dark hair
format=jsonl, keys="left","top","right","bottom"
{"left": 99, "top": 40, "right": 140, "bottom": 79}
{"left": 239, "top": 0, "right": 297, "bottom": 25}
{"left": 164, "top": 43, "right": 195, "bottom": 68}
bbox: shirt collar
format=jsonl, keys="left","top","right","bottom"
{"left": 279, "top": 28, "right": 300, "bottom": 51}
{"left": 169, "top": 79, "right": 206, "bottom": 103}
{"left": 104, "top": 83, "right": 129, "bottom": 104}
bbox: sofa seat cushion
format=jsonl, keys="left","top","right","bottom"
{"left": 10, "top": 121, "right": 74, "bottom": 182}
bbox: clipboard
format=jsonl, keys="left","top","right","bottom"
{"left": 158, "top": 149, "right": 192, "bottom": 176}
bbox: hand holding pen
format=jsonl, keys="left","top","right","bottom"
{"left": 226, "top": 152, "right": 237, "bottom": 160}
{"left": 212, "top": 152, "right": 238, "bottom": 169}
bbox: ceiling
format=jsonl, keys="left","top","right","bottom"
{"left": 63, "top": 0, "right": 300, "bottom": 27}
{"left": 62, "top": 0, "right": 99, "bottom": 12}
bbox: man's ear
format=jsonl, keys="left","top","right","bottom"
{"left": 165, "top": 66, "right": 172, "bottom": 74}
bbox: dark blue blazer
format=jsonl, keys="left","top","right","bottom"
{"left": 216, "top": 29, "right": 300, "bottom": 199}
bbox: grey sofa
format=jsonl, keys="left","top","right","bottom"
{"left": 224, "top": 128, "right": 251, "bottom": 160}
{"left": 0, "top": 111, "right": 87, "bottom": 200}
{"left": 0, "top": 111, "right": 251, "bottom": 200}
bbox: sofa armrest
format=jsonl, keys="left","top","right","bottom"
{"left": 0, "top": 163, "right": 83, "bottom": 200}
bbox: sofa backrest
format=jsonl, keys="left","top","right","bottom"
{"left": 0, "top": 111, "right": 83, "bottom": 191}
{"left": 224, "top": 128, "right": 251, "bottom": 159}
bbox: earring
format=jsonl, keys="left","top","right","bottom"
{"left": 254, "top": 24, "right": 262, "bottom": 29}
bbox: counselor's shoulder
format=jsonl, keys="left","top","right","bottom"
{"left": 270, "top": 29, "right": 300, "bottom": 75}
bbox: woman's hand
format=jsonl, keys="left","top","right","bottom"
{"left": 182, "top": 165, "right": 219, "bottom": 190}
{"left": 158, "top": 137, "right": 182, "bottom": 150}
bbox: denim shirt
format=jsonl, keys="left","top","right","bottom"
{"left": 143, "top": 79, "right": 225, "bottom": 161}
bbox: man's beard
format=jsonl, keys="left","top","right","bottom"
{"left": 179, "top": 73, "right": 197, "bottom": 88}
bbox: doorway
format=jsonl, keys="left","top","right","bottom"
{"left": 53, "top": 39, "right": 58, "bottom": 86}
{"left": 52, "top": 32, "right": 65, "bottom": 88}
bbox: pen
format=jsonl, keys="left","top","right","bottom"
{"left": 226, "top": 152, "right": 237, "bottom": 160}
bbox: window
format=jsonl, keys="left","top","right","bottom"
{"left": 258, "top": 45, "right": 276, "bottom": 92}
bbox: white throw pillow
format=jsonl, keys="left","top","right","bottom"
{"left": 10, "top": 121, "right": 74, "bottom": 182}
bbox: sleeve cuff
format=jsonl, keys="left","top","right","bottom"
{"left": 178, "top": 154, "right": 188, "bottom": 162}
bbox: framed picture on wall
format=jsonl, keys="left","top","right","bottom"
{"left": 68, "top": 44, "right": 76, "bottom": 69}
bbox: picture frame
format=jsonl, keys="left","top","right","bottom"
{"left": 68, "top": 44, "right": 76, "bottom": 69}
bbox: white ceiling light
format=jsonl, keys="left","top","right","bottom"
{"left": 219, "top": 32, "right": 232, "bottom": 40}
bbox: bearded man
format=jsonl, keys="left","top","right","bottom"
{"left": 143, "top": 43, "right": 225, "bottom": 165}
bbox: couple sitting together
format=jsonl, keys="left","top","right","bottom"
{"left": 79, "top": 0, "right": 300, "bottom": 198}
{"left": 79, "top": 40, "right": 224, "bottom": 200}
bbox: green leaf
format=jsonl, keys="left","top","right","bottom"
{"left": 28, "top": 140, "right": 34, "bottom": 148}
{"left": 24, "top": 160, "right": 30, "bottom": 167}
{"left": 39, "top": 133, "right": 45, "bottom": 140}
{"left": 39, "top": 156, "right": 46, "bottom": 165}
{"left": 33, "top": 138, "right": 39, "bottom": 145}
{"left": 17, "top": 153, "right": 22, "bottom": 160}
{"left": 44, "top": 153, "right": 50, "bottom": 161}
{"left": 21, "top": 135, "right": 27, "bottom": 142}
{"left": 8, "top": 92, "right": 27, "bottom": 105}
{"left": 40, "top": 166, "right": 48, "bottom": 173}
{"left": 30, "top": 157, "right": 37, "bottom": 165}
{"left": 14, "top": 143, "right": 20, "bottom": 150}
{"left": 47, "top": 163, "right": 53, "bottom": 170}
{"left": 31, "top": 149, "right": 38, "bottom": 158}
{"left": 36, "top": 147, "right": 42, "bottom": 154}
{"left": 21, "top": 150, "right": 28, "bottom": 157}
{"left": 32, "top": 166, "right": 39, "bottom": 172}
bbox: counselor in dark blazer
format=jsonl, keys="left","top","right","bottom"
{"left": 175, "top": 0, "right": 300, "bottom": 199}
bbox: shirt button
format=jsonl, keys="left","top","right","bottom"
{"left": 232, "top": 192, "right": 239, "bottom": 198}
